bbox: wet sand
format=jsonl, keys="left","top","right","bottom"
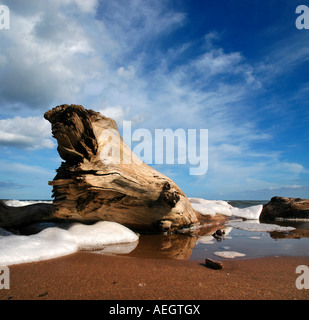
{"left": 1, "top": 253, "right": 309, "bottom": 300}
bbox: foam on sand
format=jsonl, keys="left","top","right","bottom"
{"left": 0, "top": 221, "right": 139, "bottom": 266}
{"left": 0, "top": 227, "right": 78, "bottom": 266}
{"left": 67, "top": 221, "right": 139, "bottom": 250}
{"left": 189, "top": 198, "right": 263, "bottom": 220}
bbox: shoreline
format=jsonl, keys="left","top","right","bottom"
{"left": 1, "top": 253, "right": 309, "bottom": 300}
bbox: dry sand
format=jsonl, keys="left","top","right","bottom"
{"left": 1, "top": 253, "right": 309, "bottom": 300}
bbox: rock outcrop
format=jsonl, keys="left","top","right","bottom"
{"left": 42, "top": 104, "right": 199, "bottom": 232}
{"left": 0, "top": 200, "right": 53, "bottom": 228}
{"left": 260, "top": 196, "right": 309, "bottom": 221}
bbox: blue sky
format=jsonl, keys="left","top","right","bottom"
{"left": 0, "top": 0, "right": 309, "bottom": 200}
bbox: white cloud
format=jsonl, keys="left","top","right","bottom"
{"left": 282, "top": 162, "right": 307, "bottom": 174}
{"left": 194, "top": 49, "right": 242, "bottom": 76}
{"left": 70, "top": 0, "right": 99, "bottom": 14}
{"left": 0, "top": 116, "right": 54, "bottom": 150}
{"left": 0, "top": 161, "right": 53, "bottom": 176}
{"left": 4, "top": 0, "right": 99, "bottom": 16}
{"left": 0, "top": 2, "right": 103, "bottom": 109}
{"left": 99, "top": 0, "right": 186, "bottom": 51}
{"left": 97, "top": 104, "right": 147, "bottom": 127}
{"left": 267, "top": 185, "right": 302, "bottom": 190}
{"left": 117, "top": 66, "right": 136, "bottom": 80}
{"left": 97, "top": 105, "right": 130, "bottom": 125}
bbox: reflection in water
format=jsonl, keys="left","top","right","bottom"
{"left": 121, "top": 215, "right": 230, "bottom": 260}
{"left": 91, "top": 241, "right": 139, "bottom": 255}
{"left": 198, "top": 227, "right": 232, "bottom": 245}
{"left": 90, "top": 234, "right": 198, "bottom": 260}
{"left": 122, "top": 233, "right": 198, "bottom": 260}
{"left": 270, "top": 220, "right": 309, "bottom": 239}
{"left": 95, "top": 225, "right": 233, "bottom": 260}
{"left": 89, "top": 219, "right": 309, "bottom": 261}
{"left": 92, "top": 213, "right": 229, "bottom": 260}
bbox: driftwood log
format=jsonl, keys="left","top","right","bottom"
{"left": 0, "top": 104, "right": 201, "bottom": 232}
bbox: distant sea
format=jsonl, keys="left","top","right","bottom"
{"left": 3, "top": 199, "right": 269, "bottom": 207}
{"left": 228, "top": 200, "right": 269, "bottom": 208}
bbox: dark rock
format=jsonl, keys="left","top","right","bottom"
{"left": 213, "top": 229, "right": 225, "bottom": 237}
{"left": 260, "top": 196, "right": 309, "bottom": 221}
{"left": 0, "top": 200, "right": 53, "bottom": 228}
{"left": 205, "top": 258, "right": 223, "bottom": 270}
{"left": 212, "top": 229, "right": 226, "bottom": 242}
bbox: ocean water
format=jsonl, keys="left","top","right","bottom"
{"left": 228, "top": 200, "right": 269, "bottom": 208}
{"left": 190, "top": 222, "right": 309, "bottom": 260}
{"left": 0, "top": 199, "right": 308, "bottom": 265}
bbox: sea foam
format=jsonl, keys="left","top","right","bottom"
{"left": 66, "top": 221, "right": 139, "bottom": 250}
{"left": 0, "top": 227, "right": 78, "bottom": 266}
{"left": 214, "top": 251, "right": 246, "bottom": 259}
{"left": 189, "top": 198, "right": 263, "bottom": 220}
{"left": 3, "top": 199, "right": 53, "bottom": 207}
{"left": 0, "top": 221, "right": 139, "bottom": 266}
{"left": 227, "top": 220, "right": 295, "bottom": 232}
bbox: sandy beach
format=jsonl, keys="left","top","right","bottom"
{"left": 1, "top": 253, "right": 308, "bottom": 300}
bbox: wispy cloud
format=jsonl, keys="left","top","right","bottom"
{"left": 0, "top": 160, "right": 55, "bottom": 199}
{"left": 231, "top": 185, "right": 309, "bottom": 201}
{"left": 0, "top": 161, "right": 54, "bottom": 177}
{"left": 259, "top": 32, "right": 309, "bottom": 78}
{"left": 0, "top": 180, "right": 27, "bottom": 189}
